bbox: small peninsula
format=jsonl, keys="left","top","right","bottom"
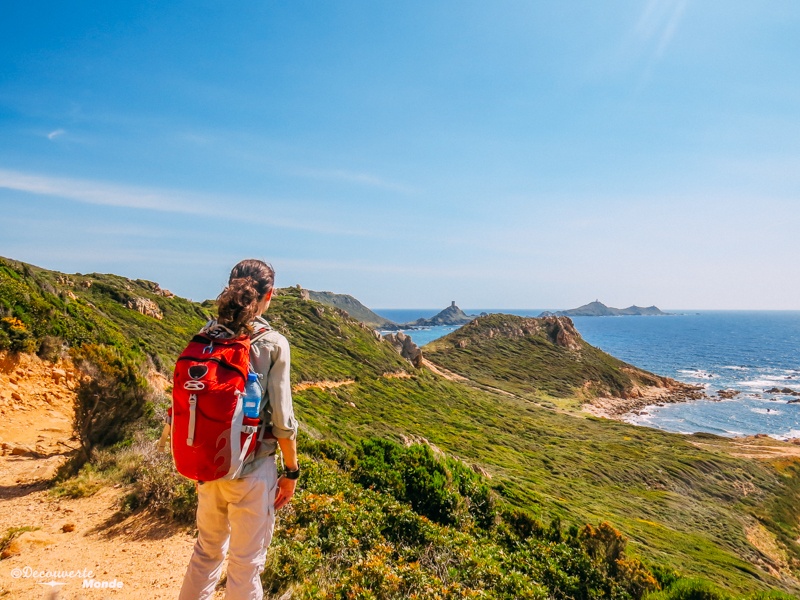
{"left": 540, "top": 300, "right": 669, "bottom": 317}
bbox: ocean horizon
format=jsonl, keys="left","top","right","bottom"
{"left": 376, "top": 309, "right": 800, "bottom": 440}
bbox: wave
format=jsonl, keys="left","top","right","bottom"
{"left": 739, "top": 378, "right": 800, "bottom": 390}
{"left": 750, "top": 408, "right": 781, "bottom": 415}
{"left": 677, "top": 369, "right": 717, "bottom": 379}
{"left": 770, "top": 429, "right": 800, "bottom": 441}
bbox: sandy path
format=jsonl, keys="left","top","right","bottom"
{"left": 292, "top": 379, "right": 355, "bottom": 392}
{"left": 0, "top": 353, "right": 213, "bottom": 599}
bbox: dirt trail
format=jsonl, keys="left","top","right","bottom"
{"left": 420, "top": 358, "right": 468, "bottom": 383}
{"left": 0, "top": 353, "right": 211, "bottom": 599}
{"left": 292, "top": 379, "right": 355, "bottom": 392}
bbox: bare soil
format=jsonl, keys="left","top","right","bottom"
{"left": 0, "top": 353, "right": 205, "bottom": 600}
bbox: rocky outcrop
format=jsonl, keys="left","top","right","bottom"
{"left": 383, "top": 332, "right": 423, "bottom": 368}
{"left": 542, "top": 316, "right": 582, "bottom": 351}
{"left": 135, "top": 279, "right": 175, "bottom": 298}
{"left": 126, "top": 297, "right": 163, "bottom": 320}
{"left": 466, "top": 315, "right": 582, "bottom": 351}
{"left": 765, "top": 387, "right": 800, "bottom": 397}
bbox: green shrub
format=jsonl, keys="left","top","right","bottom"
{"left": 51, "top": 462, "right": 107, "bottom": 498}
{"left": 71, "top": 344, "right": 152, "bottom": 461}
{"left": 645, "top": 578, "right": 733, "bottom": 600}
{"left": 0, "top": 315, "right": 37, "bottom": 353}
{"left": 351, "top": 438, "right": 496, "bottom": 529}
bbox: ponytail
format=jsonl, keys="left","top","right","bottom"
{"left": 216, "top": 259, "right": 275, "bottom": 336}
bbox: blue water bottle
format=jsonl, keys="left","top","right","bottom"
{"left": 243, "top": 372, "right": 262, "bottom": 419}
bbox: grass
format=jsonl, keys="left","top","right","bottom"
{"left": 288, "top": 370, "right": 800, "bottom": 594}
{"left": 3, "top": 257, "right": 799, "bottom": 595}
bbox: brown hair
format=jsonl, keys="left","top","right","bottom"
{"left": 216, "top": 259, "right": 275, "bottom": 336}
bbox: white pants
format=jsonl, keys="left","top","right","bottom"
{"left": 179, "top": 457, "right": 278, "bottom": 600}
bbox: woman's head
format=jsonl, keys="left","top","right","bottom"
{"left": 216, "top": 259, "right": 275, "bottom": 335}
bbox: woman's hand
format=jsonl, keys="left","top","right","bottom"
{"left": 274, "top": 476, "right": 297, "bottom": 510}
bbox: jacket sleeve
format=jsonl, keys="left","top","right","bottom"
{"left": 267, "top": 335, "right": 298, "bottom": 440}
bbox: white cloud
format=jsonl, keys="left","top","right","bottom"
{"left": 47, "top": 128, "right": 66, "bottom": 140}
{"left": 0, "top": 168, "right": 377, "bottom": 238}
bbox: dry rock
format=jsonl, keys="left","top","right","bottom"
{"left": 383, "top": 332, "right": 423, "bottom": 368}
{"left": 51, "top": 368, "right": 67, "bottom": 384}
{"left": 126, "top": 297, "right": 164, "bottom": 320}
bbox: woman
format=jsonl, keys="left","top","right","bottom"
{"left": 179, "top": 259, "right": 299, "bottom": 600}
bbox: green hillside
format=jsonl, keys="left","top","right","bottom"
{"left": 248, "top": 294, "right": 800, "bottom": 594}
{"left": 307, "top": 289, "right": 395, "bottom": 329}
{"left": 0, "top": 256, "right": 210, "bottom": 368}
{"left": 424, "top": 313, "right": 677, "bottom": 403}
{"left": 2, "top": 258, "right": 799, "bottom": 597}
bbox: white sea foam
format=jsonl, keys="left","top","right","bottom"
{"left": 739, "top": 378, "right": 800, "bottom": 390}
{"left": 721, "top": 366, "right": 748, "bottom": 371}
{"left": 750, "top": 408, "right": 781, "bottom": 415}
{"left": 769, "top": 429, "right": 800, "bottom": 441}
{"left": 677, "top": 369, "right": 717, "bottom": 379}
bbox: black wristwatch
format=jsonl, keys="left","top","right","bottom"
{"left": 283, "top": 465, "right": 300, "bottom": 480}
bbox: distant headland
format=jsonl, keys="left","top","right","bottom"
{"left": 539, "top": 300, "right": 669, "bottom": 318}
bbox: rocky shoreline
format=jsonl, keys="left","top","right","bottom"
{"left": 584, "top": 381, "right": 705, "bottom": 420}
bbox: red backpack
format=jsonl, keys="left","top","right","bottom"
{"left": 170, "top": 329, "right": 273, "bottom": 481}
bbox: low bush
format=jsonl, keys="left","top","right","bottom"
{"left": 70, "top": 344, "right": 152, "bottom": 462}
{"left": 645, "top": 579, "right": 733, "bottom": 600}
{"left": 118, "top": 439, "right": 197, "bottom": 524}
{"left": 351, "top": 437, "right": 497, "bottom": 530}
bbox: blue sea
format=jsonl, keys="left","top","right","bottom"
{"left": 375, "top": 309, "right": 800, "bottom": 440}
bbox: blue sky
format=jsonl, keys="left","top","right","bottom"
{"left": 1, "top": 1, "right": 798, "bottom": 309}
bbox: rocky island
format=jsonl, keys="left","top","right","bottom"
{"left": 382, "top": 301, "right": 478, "bottom": 330}
{"left": 540, "top": 300, "right": 669, "bottom": 317}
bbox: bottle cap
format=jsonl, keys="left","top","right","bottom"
{"left": 248, "top": 372, "right": 258, "bottom": 382}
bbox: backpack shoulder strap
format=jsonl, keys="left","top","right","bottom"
{"left": 250, "top": 317, "right": 273, "bottom": 345}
